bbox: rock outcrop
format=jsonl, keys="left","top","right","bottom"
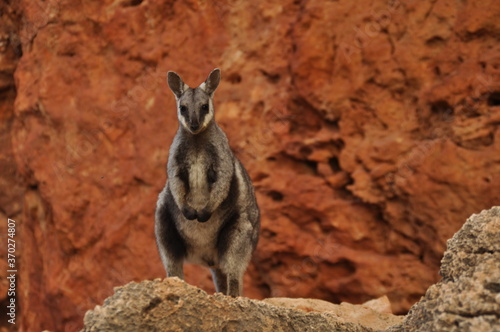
{"left": 82, "top": 207, "right": 499, "bottom": 331}
{"left": 390, "top": 207, "right": 500, "bottom": 331}
{"left": 81, "top": 277, "right": 400, "bottom": 332}
{"left": 1, "top": 0, "right": 499, "bottom": 330}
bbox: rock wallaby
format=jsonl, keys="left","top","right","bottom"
{"left": 155, "top": 68, "right": 260, "bottom": 297}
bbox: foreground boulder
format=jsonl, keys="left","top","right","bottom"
{"left": 81, "top": 277, "right": 400, "bottom": 332}
{"left": 391, "top": 206, "right": 500, "bottom": 331}
{"left": 82, "top": 207, "right": 499, "bottom": 331}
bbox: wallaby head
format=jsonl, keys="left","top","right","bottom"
{"left": 167, "top": 68, "right": 221, "bottom": 135}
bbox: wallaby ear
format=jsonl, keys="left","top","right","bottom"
{"left": 167, "top": 71, "right": 186, "bottom": 99}
{"left": 203, "top": 68, "right": 221, "bottom": 95}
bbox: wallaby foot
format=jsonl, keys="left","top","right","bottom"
{"left": 227, "top": 275, "right": 242, "bottom": 297}
{"left": 211, "top": 268, "right": 242, "bottom": 297}
{"left": 165, "top": 260, "right": 184, "bottom": 280}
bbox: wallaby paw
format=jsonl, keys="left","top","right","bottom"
{"left": 197, "top": 209, "right": 212, "bottom": 223}
{"left": 182, "top": 206, "right": 198, "bottom": 220}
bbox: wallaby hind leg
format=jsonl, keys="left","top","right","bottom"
{"left": 165, "top": 259, "right": 184, "bottom": 280}
{"left": 217, "top": 218, "right": 255, "bottom": 297}
{"left": 210, "top": 268, "right": 228, "bottom": 294}
{"left": 157, "top": 239, "right": 185, "bottom": 279}
{"left": 226, "top": 272, "right": 243, "bottom": 297}
{"left": 156, "top": 230, "right": 185, "bottom": 279}
{"left": 155, "top": 187, "right": 187, "bottom": 280}
{"left": 212, "top": 268, "right": 243, "bottom": 297}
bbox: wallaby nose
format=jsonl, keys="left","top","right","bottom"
{"left": 190, "top": 123, "right": 200, "bottom": 132}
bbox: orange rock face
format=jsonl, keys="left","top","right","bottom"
{"left": 2, "top": 0, "right": 499, "bottom": 330}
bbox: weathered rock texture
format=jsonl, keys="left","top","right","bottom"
{"left": 1, "top": 0, "right": 500, "bottom": 330}
{"left": 82, "top": 277, "right": 398, "bottom": 332}
{"left": 391, "top": 207, "right": 500, "bottom": 331}
{"left": 263, "top": 296, "right": 402, "bottom": 331}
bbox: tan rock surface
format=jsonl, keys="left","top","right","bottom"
{"left": 0, "top": 0, "right": 499, "bottom": 330}
{"left": 82, "top": 277, "right": 381, "bottom": 332}
{"left": 362, "top": 296, "right": 393, "bottom": 314}
{"left": 263, "top": 296, "right": 403, "bottom": 331}
{"left": 390, "top": 207, "right": 500, "bottom": 331}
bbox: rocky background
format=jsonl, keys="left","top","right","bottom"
{"left": 0, "top": 0, "right": 499, "bottom": 331}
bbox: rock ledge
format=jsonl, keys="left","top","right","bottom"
{"left": 82, "top": 277, "right": 400, "bottom": 332}
{"left": 82, "top": 207, "right": 500, "bottom": 331}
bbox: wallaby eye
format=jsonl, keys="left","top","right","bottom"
{"left": 179, "top": 105, "right": 188, "bottom": 115}
{"left": 200, "top": 104, "right": 209, "bottom": 114}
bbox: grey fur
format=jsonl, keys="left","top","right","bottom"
{"left": 155, "top": 68, "right": 260, "bottom": 297}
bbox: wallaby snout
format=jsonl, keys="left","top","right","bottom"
{"left": 189, "top": 122, "right": 200, "bottom": 132}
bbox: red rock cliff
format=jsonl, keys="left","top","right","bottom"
{"left": 1, "top": 0, "right": 499, "bottom": 330}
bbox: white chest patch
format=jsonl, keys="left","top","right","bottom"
{"left": 187, "top": 156, "right": 209, "bottom": 210}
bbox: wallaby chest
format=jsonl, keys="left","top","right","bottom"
{"left": 180, "top": 146, "right": 216, "bottom": 207}
{"left": 186, "top": 151, "right": 207, "bottom": 185}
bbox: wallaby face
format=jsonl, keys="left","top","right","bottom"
{"left": 167, "top": 69, "right": 220, "bottom": 135}
{"left": 155, "top": 68, "right": 260, "bottom": 298}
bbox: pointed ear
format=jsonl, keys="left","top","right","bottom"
{"left": 167, "top": 71, "right": 187, "bottom": 99}
{"left": 203, "top": 68, "right": 221, "bottom": 95}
